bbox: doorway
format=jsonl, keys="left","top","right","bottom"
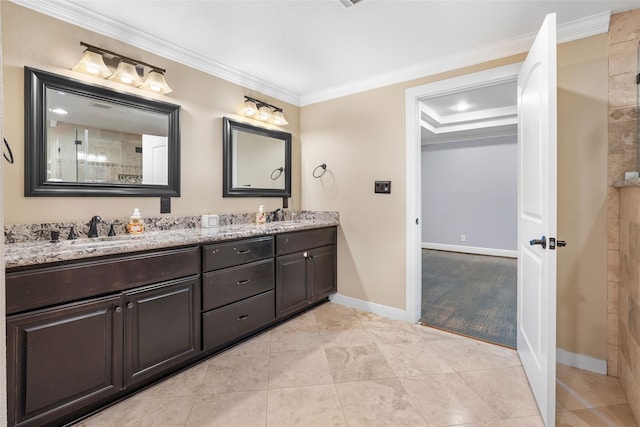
{"left": 405, "top": 63, "right": 521, "bottom": 343}
{"left": 419, "top": 85, "right": 518, "bottom": 347}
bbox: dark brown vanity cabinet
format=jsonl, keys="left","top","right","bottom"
{"left": 6, "top": 247, "right": 201, "bottom": 427}
{"left": 7, "top": 295, "right": 123, "bottom": 427}
{"left": 201, "top": 237, "right": 276, "bottom": 351}
{"left": 275, "top": 227, "right": 337, "bottom": 318}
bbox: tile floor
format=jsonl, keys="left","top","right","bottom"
{"left": 74, "top": 302, "right": 637, "bottom": 427}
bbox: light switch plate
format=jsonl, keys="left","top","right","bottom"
{"left": 201, "top": 214, "right": 219, "bottom": 229}
{"left": 160, "top": 197, "right": 171, "bottom": 213}
{"left": 375, "top": 181, "right": 391, "bottom": 194}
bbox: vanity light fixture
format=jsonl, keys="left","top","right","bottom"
{"left": 240, "top": 96, "right": 288, "bottom": 126}
{"left": 73, "top": 42, "right": 172, "bottom": 94}
{"left": 72, "top": 48, "right": 112, "bottom": 78}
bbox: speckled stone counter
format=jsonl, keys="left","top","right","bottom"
{"left": 5, "top": 213, "right": 339, "bottom": 269}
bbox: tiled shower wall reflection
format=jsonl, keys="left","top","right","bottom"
{"left": 609, "top": 8, "right": 640, "bottom": 423}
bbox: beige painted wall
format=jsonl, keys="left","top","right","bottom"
{"left": 301, "top": 35, "right": 609, "bottom": 359}
{"left": 1, "top": 2, "right": 301, "bottom": 225}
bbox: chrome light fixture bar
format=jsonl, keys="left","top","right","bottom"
{"left": 73, "top": 42, "right": 172, "bottom": 94}
{"left": 240, "top": 96, "right": 288, "bottom": 126}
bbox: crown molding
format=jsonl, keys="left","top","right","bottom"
{"left": 299, "top": 11, "right": 611, "bottom": 106}
{"left": 9, "top": 0, "right": 301, "bottom": 106}
{"left": 12, "top": 0, "right": 610, "bottom": 108}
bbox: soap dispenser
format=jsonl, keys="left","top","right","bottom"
{"left": 256, "top": 205, "right": 266, "bottom": 225}
{"left": 127, "top": 208, "right": 144, "bottom": 234}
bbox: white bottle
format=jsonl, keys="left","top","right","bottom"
{"left": 256, "top": 205, "right": 266, "bottom": 225}
{"left": 127, "top": 208, "right": 144, "bottom": 234}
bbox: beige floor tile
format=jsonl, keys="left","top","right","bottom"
{"left": 452, "top": 421, "right": 509, "bottom": 427}
{"left": 570, "top": 403, "right": 638, "bottom": 427}
{"left": 413, "top": 324, "right": 463, "bottom": 342}
{"left": 277, "top": 310, "right": 317, "bottom": 330}
{"left": 268, "top": 348, "right": 334, "bottom": 388}
{"left": 459, "top": 367, "right": 540, "bottom": 419}
{"left": 504, "top": 415, "right": 545, "bottom": 426}
{"left": 184, "top": 391, "right": 267, "bottom": 427}
{"left": 335, "top": 378, "right": 428, "bottom": 426}
{"left": 556, "top": 411, "right": 592, "bottom": 426}
{"left": 428, "top": 338, "right": 520, "bottom": 372}
{"left": 318, "top": 325, "right": 375, "bottom": 348}
{"left": 266, "top": 384, "right": 346, "bottom": 427}
{"left": 223, "top": 331, "right": 272, "bottom": 356}
{"left": 362, "top": 320, "right": 422, "bottom": 344}
{"left": 140, "top": 363, "right": 208, "bottom": 399}
{"left": 270, "top": 325, "right": 323, "bottom": 352}
{"left": 313, "top": 302, "right": 360, "bottom": 327}
{"left": 325, "top": 345, "right": 396, "bottom": 382}
{"left": 199, "top": 353, "right": 269, "bottom": 394}
{"left": 400, "top": 373, "right": 500, "bottom": 426}
{"left": 556, "top": 364, "right": 627, "bottom": 410}
{"left": 103, "top": 394, "right": 195, "bottom": 427}
{"left": 377, "top": 341, "right": 453, "bottom": 377}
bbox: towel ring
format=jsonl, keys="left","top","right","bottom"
{"left": 271, "top": 167, "right": 284, "bottom": 180}
{"left": 313, "top": 163, "right": 327, "bottom": 178}
{"left": 4, "top": 138, "right": 14, "bottom": 164}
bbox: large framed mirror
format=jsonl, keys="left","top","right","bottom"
{"left": 25, "top": 67, "right": 181, "bottom": 197}
{"left": 223, "top": 117, "right": 291, "bottom": 197}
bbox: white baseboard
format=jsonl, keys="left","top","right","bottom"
{"left": 329, "top": 294, "right": 411, "bottom": 322}
{"left": 556, "top": 348, "right": 607, "bottom": 375}
{"left": 422, "top": 242, "right": 517, "bottom": 258}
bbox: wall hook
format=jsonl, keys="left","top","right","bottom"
{"left": 313, "top": 163, "right": 327, "bottom": 178}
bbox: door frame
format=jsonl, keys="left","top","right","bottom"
{"left": 404, "top": 62, "right": 523, "bottom": 323}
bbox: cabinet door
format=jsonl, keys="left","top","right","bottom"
{"left": 310, "top": 245, "right": 337, "bottom": 302}
{"left": 124, "top": 275, "right": 201, "bottom": 387}
{"left": 275, "top": 252, "right": 309, "bottom": 318}
{"left": 7, "top": 295, "right": 123, "bottom": 427}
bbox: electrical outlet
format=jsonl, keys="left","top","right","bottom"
{"left": 460, "top": 234, "right": 466, "bottom": 242}
{"left": 201, "top": 214, "right": 219, "bottom": 229}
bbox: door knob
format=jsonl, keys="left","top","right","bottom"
{"left": 529, "top": 236, "right": 546, "bottom": 249}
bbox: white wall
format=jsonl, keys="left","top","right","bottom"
{"left": 421, "top": 134, "right": 517, "bottom": 252}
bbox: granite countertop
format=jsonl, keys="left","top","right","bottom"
{"left": 5, "top": 219, "right": 339, "bottom": 270}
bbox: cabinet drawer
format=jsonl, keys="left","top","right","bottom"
{"left": 276, "top": 227, "right": 337, "bottom": 256}
{"left": 203, "top": 259, "right": 274, "bottom": 311}
{"left": 203, "top": 237, "right": 274, "bottom": 271}
{"left": 6, "top": 246, "right": 200, "bottom": 315}
{"left": 202, "top": 291, "right": 274, "bottom": 351}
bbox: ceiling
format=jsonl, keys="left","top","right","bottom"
{"left": 13, "top": 0, "right": 640, "bottom": 106}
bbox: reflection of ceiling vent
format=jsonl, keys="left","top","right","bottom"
{"left": 339, "top": 0, "right": 363, "bottom": 8}
{"left": 91, "top": 102, "right": 112, "bottom": 109}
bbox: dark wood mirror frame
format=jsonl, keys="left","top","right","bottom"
{"left": 223, "top": 117, "right": 291, "bottom": 198}
{"left": 24, "top": 67, "right": 181, "bottom": 197}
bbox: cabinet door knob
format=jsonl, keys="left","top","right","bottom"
{"left": 114, "top": 306, "right": 122, "bottom": 313}
{"left": 127, "top": 302, "right": 134, "bottom": 309}
{"left": 303, "top": 251, "right": 308, "bottom": 258}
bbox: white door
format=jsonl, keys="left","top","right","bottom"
{"left": 142, "top": 135, "right": 168, "bottom": 185}
{"left": 517, "top": 13, "right": 557, "bottom": 427}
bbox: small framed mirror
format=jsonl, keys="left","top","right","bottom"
{"left": 223, "top": 117, "right": 291, "bottom": 197}
{"left": 25, "top": 67, "right": 181, "bottom": 197}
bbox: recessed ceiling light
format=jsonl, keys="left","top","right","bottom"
{"left": 451, "top": 102, "right": 472, "bottom": 112}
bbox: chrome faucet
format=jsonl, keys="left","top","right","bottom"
{"left": 88, "top": 215, "right": 102, "bottom": 237}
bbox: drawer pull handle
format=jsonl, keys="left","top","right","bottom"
{"left": 237, "top": 314, "right": 250, "bottom": 321}
{"left": 236, "top": 279, "right": 250, "bottom": 285}
{"left": 237, "top": 249, "right": 251, "bottom": 255}
{"left": 127, "top": 302, "right": 134, "bottom": 309}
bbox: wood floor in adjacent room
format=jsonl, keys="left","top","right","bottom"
{"left": 421, "top": 249, "right": 517, "bottom": 348}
